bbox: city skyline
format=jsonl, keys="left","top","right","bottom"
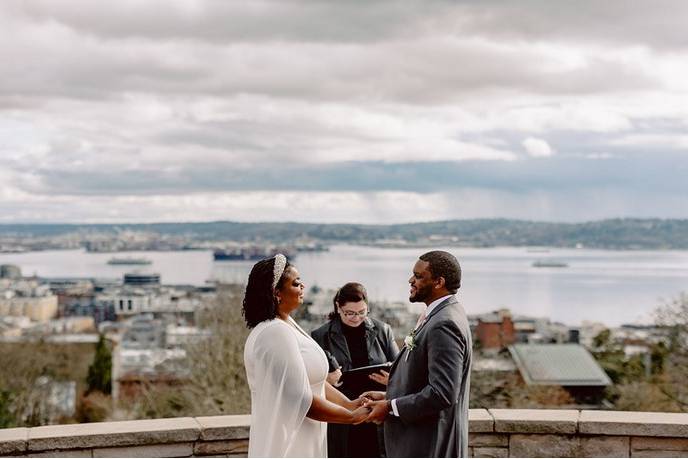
{"left": 1, "top": 1, "right": 688, "bottom": 223}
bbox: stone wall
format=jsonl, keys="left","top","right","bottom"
{"left": 1, "top": 410, "right": 687, "bottom": 457}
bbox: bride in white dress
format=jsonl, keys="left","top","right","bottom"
{"left": 243, "top": 254, "right": 369, "bottom": 457}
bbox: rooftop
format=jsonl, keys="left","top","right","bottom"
{"left": 509, "top": 343, "right": 612, "bottom": 386}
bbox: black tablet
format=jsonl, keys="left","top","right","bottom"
{"left": 339, "top": 363, "right": 392, "bottom": 394}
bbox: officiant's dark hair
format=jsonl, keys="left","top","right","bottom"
{"left": 329, "top": 282, "right": 368, "bottom": 320}
{"left": 420, "top": 250, "right": 461, "bottom": 293}
{"left": 242, "top": 256, "right": 292, "bottom": 328}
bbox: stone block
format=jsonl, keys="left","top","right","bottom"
{"left": 580, "top": 436, "right": 629, "bottom": 457}
{"left": 30, "top": 449, "right": 93, "bottom": 457}
{"left": 469, "top": 409, "right": 494, "bottom": 433}
{"left": 632, "top": 450, "right": 688, "bottom": 458}
{"left": 580, "top": 411, "right": 688, "bottom": 438}
{"left": 469, "top": 433, "right": 508, "bottom": 447}
{"left": 28, "top": 417, "right": 201, "bottom": 451}
{"left": 92, "top": 442, "right": 193, "bottom": 457}
{"left": 490, "top": 409, "right": 579, "bottom": 434}
{"left": 473, "top": 447, "right": 508, "bottom": 458}
{"left": 509, "top": 434, "right": 580, "bottom": 457}
{"left": 632, "top": 437, "right": 688, "bottom": 451}
{"left": 194, "top": 440, "right": 249, "bottom": 456}
{"left": 0, "top": 427, "right": 28, "bottom": 456}
{"left": 195, "top": 415, "right": 251, "bottom": 441}
{"left": 468, "top": 446, "right": 474, "bottom": 457}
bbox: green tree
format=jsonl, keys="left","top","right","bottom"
{"left": 0, "top": 390, "right": 15, "bottom": 428}
{"left": 87, "top": 335, "right": 112, "bottom": 395}
{"left": 654, "top": 293, "right": 688, "bottom": 411}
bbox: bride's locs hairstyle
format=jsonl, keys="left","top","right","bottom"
{"left": 242, "top": 256, "right": 292, "bottom": 329}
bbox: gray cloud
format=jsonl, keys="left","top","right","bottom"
{"left": 9, "top": 0, "right": 688, "bottom": 51}
{"left": 12, "top": 152, "right": 687, "bottom": 198}
{"left": 1, "top": 1, "right": 687, "bottom": 223}
{"left": 0, "top": 1, "right": 666, "bottom": 106}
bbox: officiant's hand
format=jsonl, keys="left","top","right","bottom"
{"left": 368, "top": 369, "right": 389, "bottom": 386}
{"left": 363, "top": 399, "right": 389, "bottom": 425}
{"left": 360, "top": 390, "right": 385, "bottom": 401}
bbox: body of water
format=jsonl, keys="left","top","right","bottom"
{"left": 2, "top": 245, "right": 686, "bottom": 326}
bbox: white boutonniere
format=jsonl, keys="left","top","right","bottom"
{"left": 404, "top": 329, "right": 417, "bottom": 361}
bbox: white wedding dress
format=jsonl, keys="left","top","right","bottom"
{"left": 244, "top": 316, "right": 328, "bottom": 457}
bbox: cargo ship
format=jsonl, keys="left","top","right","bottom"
{"left": 213, "top": 247, "right": 296, "bottom": 261}
{"left": 107, "top": 257, "right": 152, "bottom": 265}
{"left": 532, "top": 260, "right": 568, "bottom": 268}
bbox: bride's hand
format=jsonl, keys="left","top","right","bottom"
{"left": 347, "top": 396, "right": 367, "bottom": 410}
{"left": 350, "top": 405, "right": 371, "bottom": 425}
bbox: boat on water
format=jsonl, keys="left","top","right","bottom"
{"left": 107, "top": 257, "right": 152, "bottom": 265}
{"left": 213, "top": 247, "right": 296, "bottom": 261}
{"left": 532, "top": 260, "right": 569, "bottom": 268}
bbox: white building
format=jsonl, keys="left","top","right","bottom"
{"left": 0, "top": 279, "right": 58, "bottom": 322}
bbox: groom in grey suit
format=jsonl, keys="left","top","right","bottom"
{"left": 363, "top": 251, "right": 472, "bottom": 457}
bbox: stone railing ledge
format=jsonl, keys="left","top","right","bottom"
{"left": 195, "top": 414, "right": 251, "bottom": 441}
{"left": 468, "top": 409, "right": 494, "bottom": 432}
{"left": 27, "top": 417, "right": 201, "bottom": 452}
{"left": 4, "top": 410, "right": 688, "bottom": 458}
{"left": 0, "top": 427, "right": 28, "bottom": 456}
{"left": 490, "top": 408, "right": 579, "bottom": 434}
{"left": 579, "top": 410, "right": 688, "bottom": 438}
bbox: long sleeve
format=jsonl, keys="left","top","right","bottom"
{"left": 393, "top": 319, "right": 466, "bottom": 422}
{"left": 247, "top": 322, "right": 313, "bottom": 457}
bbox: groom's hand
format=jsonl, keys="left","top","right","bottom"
{"left": 351, "top": 405, "right": 371, "bottom": 425}
{"left": 360, "top": 390, "right": 385, "bottom": 401}
{"left": 363, "top": 399, "right": 390, "bottom": 425}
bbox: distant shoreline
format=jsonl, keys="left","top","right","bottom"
{"left": 1, "top": 218, "right": 688, "bottom": 251}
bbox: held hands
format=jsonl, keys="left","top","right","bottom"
{"left": 360, "top": 390, "right": 386, "bottom": 401}
{"left": 362, "top": 399, "right": 390, "bottom": 425}
{"left": 346, "top": 395, "right": 368, "bottom": 411}
{"left": 350, "top": 405, "right": 371, "bottom": 425}
{"left": 368, "top": 369, "right": 390, "bottom": 386}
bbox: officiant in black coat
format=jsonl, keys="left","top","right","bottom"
{"left": 311, "top": 282, "right": 400, "bottom": 458}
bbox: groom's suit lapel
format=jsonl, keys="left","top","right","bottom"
{"left": 414, "top": 295, "right": 457, "bottom": 335}
{"left": 389, "top": 296, "right": 457, "bottom": 376}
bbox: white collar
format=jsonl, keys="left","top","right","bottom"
{"left": 425, "top": 294, "right": 453, "bottom": 317}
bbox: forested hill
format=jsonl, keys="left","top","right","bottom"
{"left": 1, "top": 218, "right": 688, "bottom": 250}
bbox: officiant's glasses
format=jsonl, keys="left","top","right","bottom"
{"left": 340, "top": 310, "right": 368, "bottom": 318}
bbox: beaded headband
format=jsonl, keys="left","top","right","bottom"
{"left": 272, "top": 253, "right": 287, "bottom": 289}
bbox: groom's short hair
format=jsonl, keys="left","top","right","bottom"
{"left": 419, "top": 250, "right": 461, "bottom": 293}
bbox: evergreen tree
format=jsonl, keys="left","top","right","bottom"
{"left": 0, "top": 390, "right": 15, "bottom": 428}
{"left": 87, "top": 335, "right": 112, "bottom": 394}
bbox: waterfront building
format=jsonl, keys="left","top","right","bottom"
{"left": 123, "top": 272, "right": 161, "bottom": 287}
{"left": 0, "top": 278, "right": 58, "bottom": 322}
{"left": 0, "top": 264, "right": 22, "bottom": 279}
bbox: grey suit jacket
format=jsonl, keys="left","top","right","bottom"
{"left": 384, "top": 296, "right": 472, "bottom": 458}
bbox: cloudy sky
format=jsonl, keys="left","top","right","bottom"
{"left": 1, "top": 1, "right": 688, "bottom": 224}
